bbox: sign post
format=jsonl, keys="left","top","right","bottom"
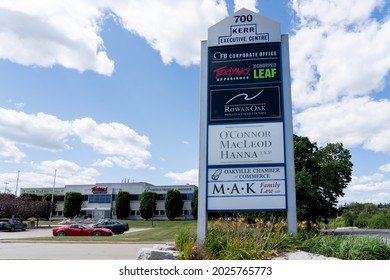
{"left": 198, "top": 8, "right": 297, "bottom": 244}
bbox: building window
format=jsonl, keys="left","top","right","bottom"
{"left": 183, "top": 210, "right": 192, "bottom": 216}
{"left": 130, "top": 210, "right": 140, "bottom": 216}
{"left": 181, "top": 193, "right": 193, "bottom": 201}
{"left": 88, "top": 194, "right": 111, "bottom": 203}
{"left": 129, "top": 194, "right": 142, "bottom": 201}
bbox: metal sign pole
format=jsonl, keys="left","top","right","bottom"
{"left": 197, "top": 40, "right": 208, "bottom": 245}
{"left": 282, "top": 34, "right": 297, "bottom": 236}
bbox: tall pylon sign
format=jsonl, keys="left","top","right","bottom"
{"left": 198, "top": 8, "right": 297, "bottom": 243}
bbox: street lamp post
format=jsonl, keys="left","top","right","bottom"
{"left": 15, "top": 171, "right": 20, "bottom": 196}
{"left": 48, "top": 169, "right": 57, "bottom": 227}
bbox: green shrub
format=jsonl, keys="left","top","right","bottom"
{"left": 298, "top": 232, "right": 390, "bottom": 260}
{"left": 203, "top": 218, "right": 296, "bottom": 260}
{"left": 176, "top": 219, "right": 390, "bottom": 260}
{"left": 175, "top": 229, "right": 197, "bottom": 260}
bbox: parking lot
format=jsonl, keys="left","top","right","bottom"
{"left": 0, "top": 225, "right": 150, "bottom": 239}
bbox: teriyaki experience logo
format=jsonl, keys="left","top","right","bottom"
{"left": 213, "top": 65, "right": 251, "bottom": 82}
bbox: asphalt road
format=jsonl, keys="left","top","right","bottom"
{"left": 0, "top": 227, "right": 158, "bottom": 260}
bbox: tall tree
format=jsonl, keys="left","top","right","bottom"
{"left": 165, "top": 190, "right": 183, "bottom": 220}
{"left": 0, "top": 193, "right": 18, "bottom": 218}
{"left": 294, "top": 135, "right": 353, "bottom": 227}
{"left": 63, "top": 192, "right": 83, "bottom": 218}
{"left": 115, "top": 191, "right": 131, "bottom": 219}
{"left": 139, "top": 192, "right": 156, "bottom": 220}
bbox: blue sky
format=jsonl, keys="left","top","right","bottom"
{"left": 0, "top": 0, "right": 390, "bottom": 205}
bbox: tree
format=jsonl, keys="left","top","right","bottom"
{"left": 294, "top": 135, "right": 353, "bottom": 228}
{"left": 0, "top": 193, "right": 18, "bottom": 218}
{"left": 139, "top": 192, "right": 156, "bottom": 220}
{"left": 115, "top": 191, "right": 131, "bottom": 219}
{"left": 191, "top": 189, "right": 198, "bottom": 220}
{"left": 19, "top": 193, "right": 39, "bottom": 201}
{"left": 63, "top": 192, "right": 83, "bottom": 218}
{"left": 42, "top": 193, "right": 57, "bottom": 218}
{"left": 165, "top": 189, "right": 183, "bottom": 220}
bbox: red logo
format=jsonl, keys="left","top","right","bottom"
{"left": 214, "top": 66, "right": 251, "bottom": 79}
{"left": 91, "top": 186, "right": 108, "bottom": 193}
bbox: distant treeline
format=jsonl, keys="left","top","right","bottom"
{"left": 329, "top": 202, "right": 390, "bottom": 229}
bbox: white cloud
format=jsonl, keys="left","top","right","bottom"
{"left": 0, "top": 0, "right": 229, "bottom": 73}
{"left": 291, "top": 0, "right": 390, "bottom": 156}
{"left": 294, "top": 97, "right": 390, "bottom": 151}
{"left": 0, "top": 107, "right": 153, "bottom": 169}
{"left": 7, "top": 99, "right": 25, "bottom": 109}
{"left": 164, "top": 168, "right": 199, "bottom": 185}
{"left": 0, "top": 138, "right": 25, "bottom": 162}
{"left": 31, "top": 159, "right": 100, "bottom": 186}
{"left": 0, "top": 107, "right": 71, "bottom": 152}
{"left": 110, "top": 0, "right": 228, "bottom": 66}
{"left": 72, "top": 118, "right": 150, "bottom": 157}
{"left": 379, "top": 163, "right": 390, "bottom": 172}
{"left": 33, "top": 159, "right": 100, "bottom": 177}
{"left": 0, "top": 0, "right": 114, "bottom": 75}
{"left": 340, "top": 172, "right": 390, "bottom": 204}
{"left": 291, "top": 0, "right": 390, "bottom": 109}
{"left": 234, "top": 0, "right": 258, "bottom": 12}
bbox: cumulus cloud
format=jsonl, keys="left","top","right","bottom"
{"left": 291, "top": 0, "right": 390, "bottom": 153}
{"left": 0, "top": 0, "right": 114, "bottom": 75}
{"left": 110, "top": 0, "right": 227, "bottom": 66}
{"left": 339, "top": 172, "right": 390, "bottom": 204}
{"left": 0, "top": 107, "right": 71, "bottom": 152}
{"left": 165, "top": 168, "right": 199, "bottom": 185}
{"left": 0, "top": 108, "right": 152, "bottom": 170}
{"left": 294, "top": 97, "right": 390, "bottom": 150}
{"left": 290, "top": 0, "right": 390, "bottom": 109}
{"left": 72, "top": 117, "right": 152, "bottom": 169}
{"left": 31, "top": 159, "right": 100, "bottom": 185}
{"left": 234, "top": 0, "right": 258, "bottom": 12}
{"left": 0, "top": 138, "right": 25, "bottom": 162}
{"left": 0, "top": 0, "right": 230, "bottom": 74}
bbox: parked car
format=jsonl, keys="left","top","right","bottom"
{"left": 0, "top": 218, "right": 27, "bottom": 232}
{"left": 92, "top": 220, "right": 129, "bottom": 234}
{"left": 52, "top": 224, "right": 113, "bottom": 237}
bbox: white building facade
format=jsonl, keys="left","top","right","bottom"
{"left": 21, "top": 182, "right": 197, "bottom": 220}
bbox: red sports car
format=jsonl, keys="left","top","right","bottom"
{"left": 53, "top": 224, "right": 113, "bottom": 236}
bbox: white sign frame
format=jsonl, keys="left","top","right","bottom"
{"left": 198, "top": 9, "right": 297, "bottom": 244}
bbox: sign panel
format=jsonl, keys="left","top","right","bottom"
{"left": 207, "top": 122, "right": 284, "bottom": 165}
{"left": 208, "top": 166, "right": 285, "bottom": 181}
{"left": 208, "top": 44, "right": 281, "bottom": 85}
{"left": 209, "top": 86, "right": 282, "bottom": 122}
{"left": 202, "top": 8, "right": 289, "bottom": 213}
{"left": 199, "top": 8, "right": 297, "bottom": 241}
{"left": 208, "top": 9, "right": 281, "bottom": 46}
{"left": 207, "top": 165, "right": 286, "bottom": 210}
